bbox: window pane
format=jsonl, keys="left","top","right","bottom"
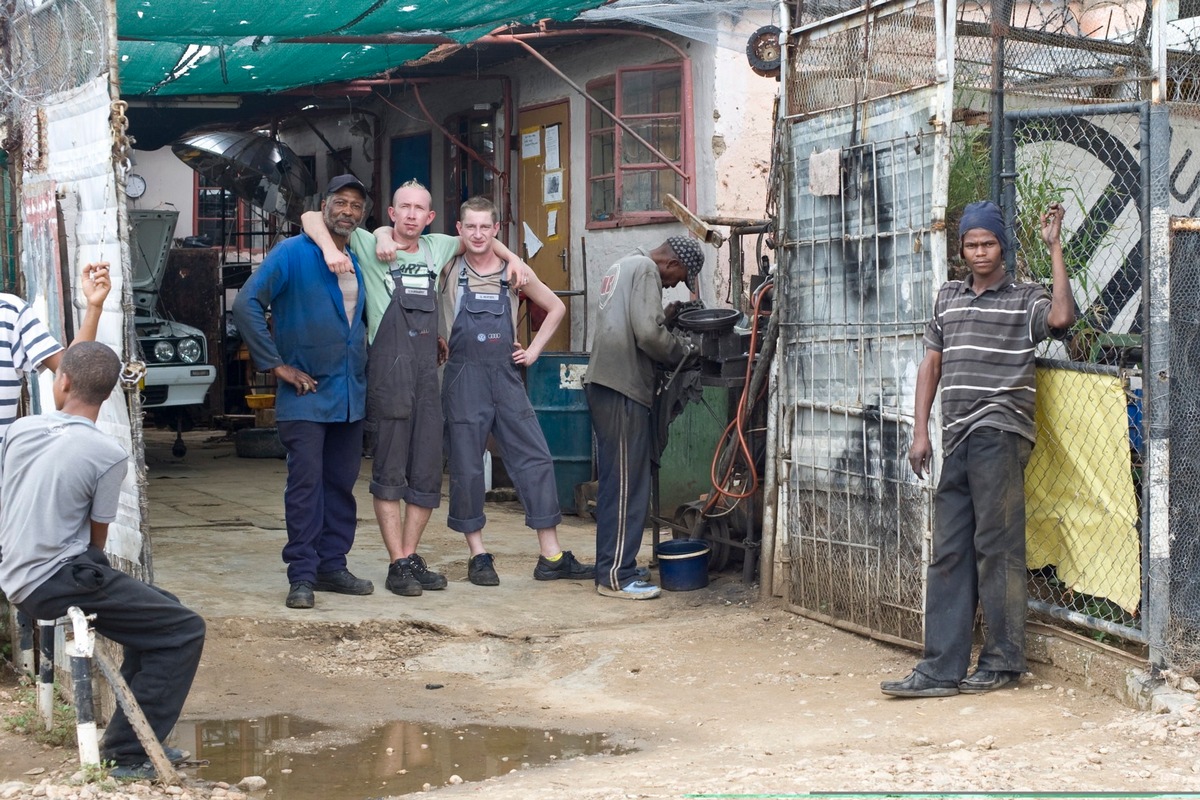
{"left": 620, "top": 69, "right": 681, "bottom": 115}
{"left": 620, "top": 169, "right": 682, "bottom": 213}
{"left": 621, "top": 118, "right": 681, "bottom": 165}
{"left": 590, "top": 131, "right": 615, "bottom": 177}
{"left": 590, "top": 179, "right": 616, "bottom": 222}
{"left": 198, "top": 187, "right": 234, "bottom": 218}
{"left": 589, "top": 83, "right": 616, "bottom": 129}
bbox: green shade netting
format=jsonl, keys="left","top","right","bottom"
{"left": 117, "top": 0, "right": 607, "bottom": 95}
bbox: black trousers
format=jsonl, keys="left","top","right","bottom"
{"left": 915, "top": 427, "right": 1032, "bottom": 682}
{"left": 18, "top": 547, "right": 206, "bottom": 765}
{"left": 587, "top": 383, "right": 652, "bottom": 590}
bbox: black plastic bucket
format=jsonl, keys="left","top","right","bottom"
{"left": 656, "top": 539, "right": 710, "bottom": 591}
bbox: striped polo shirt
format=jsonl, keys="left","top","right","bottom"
{"left": 0, "top": 294, "right": 64, "bottom": 445}
{"left": 924, "top": 276, "right": 1054, "bottom": 455}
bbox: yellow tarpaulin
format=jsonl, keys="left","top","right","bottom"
{"left": 1025, "top": 368, "right": 1140, "bottom": 614}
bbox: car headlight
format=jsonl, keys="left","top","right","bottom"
{"left": 177, "top": 337, "right": 203, "bottom": 364}
{"left": 153, "top": 340, "right": 176, "bottom": 363}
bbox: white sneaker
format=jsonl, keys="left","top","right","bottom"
{"left": 596, "top": 580, "right": 662, "bottom": 600}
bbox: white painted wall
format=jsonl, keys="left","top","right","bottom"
{"left": 128, "top": 146, "right": 196, "bottom": 237}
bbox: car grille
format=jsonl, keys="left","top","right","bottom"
{"left": 140, "top": 385, "right": 169, "bottom": 406}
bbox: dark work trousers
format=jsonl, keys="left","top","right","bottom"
{"left": 277, "top": 419, "right": 364, "bottom": 584}
{"left": 366, "top": 263, "right": 442, "bottom": 507}
{"left": 916, "top": 426, "right": 1033, "bottom": 682}
{"left": 19, "top": 546, "right": 205, "bottom": 766}
{"left": 442, "top": 265, "right": 561, "bottom": 534}
{"left": 587, "top": 382, "right": 652, "bottom": 591}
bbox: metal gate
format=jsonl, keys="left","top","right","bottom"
{"left": 773, "top": 0, "right": 949, "bottom": 647}
{"left": 1000, "top": 102, "right": 1152, "bottom": 647}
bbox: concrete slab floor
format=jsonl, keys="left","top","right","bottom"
{"left": 146, "top": 428, "right": 754, "bottom": 637}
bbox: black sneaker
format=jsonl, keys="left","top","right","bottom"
{"left": 385, "top": 559, "right": 423, "bottom": 597}
{"left": 314, "top": 569, "right": 374, "bottom": 595}
{"left": 409, "top": 553, "right": 448, "bottom": 590}
{"left": 468, "top": 553, "right": 500, "bottom": 586}
{"left": 959, "top": 669, "right": 1021, "bottom": 694}
{"left": 533, "top": 550, "right": 596, "bottom": 581}
{"left": 879, "top": 669, "right": 959, "bottom": 698}
{"left": 286, "top": 581, "right": 315, "bottom": 609}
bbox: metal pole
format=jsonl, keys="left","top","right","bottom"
{"left": 15, "top": 609, "right": 35, "bottom": 678}
{"left": 37, "top": 619, "right": 55, "bottom": 731}
{"left": 989, "top": 0, "right": 1012, "bottom": 205}
{"left": 66, "top": 607, "right": 100, "bottom": 768}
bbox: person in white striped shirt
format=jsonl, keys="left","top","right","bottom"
{"left": 0, "top": 261, "right": 111, "bottom": 446}
{"left": 881, "top": 201, "right": 1074, "bottom": 698}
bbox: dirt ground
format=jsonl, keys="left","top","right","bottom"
{"left": 3, "top": 429, "right": 1200, "bottom": 799}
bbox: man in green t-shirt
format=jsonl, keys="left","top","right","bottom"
{"left": 303, "top": 180, "right": 527, "bottom": 597}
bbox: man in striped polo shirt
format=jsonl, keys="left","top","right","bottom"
{"left": 0, "top": 262, "right": 111, "bottom": 445}
{"left": 881, "top": 200, "right": 1074, "bottom": 698}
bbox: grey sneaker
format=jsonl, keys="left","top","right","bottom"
{"left": 468, "top": 553, "right": 500, "bottom": 586}
{"left": 109, "top": 763, "right": 158, "bottom": 781}
{"left": 596, "top": 580, "right": 662, "bottom": 600}
{"left": 409, "top": 552, "right": 448, "bottom": 590}
{"left": 385, "top": 559, "right": 423, "bottom": 597}
{"left": 533, "top": 550, "right": 595, "bottom": 581}
{"left": 285, "top": 581, "right": 315, "bottom": 609}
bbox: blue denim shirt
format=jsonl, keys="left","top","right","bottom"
{"left": 232, "top": 233, "right": 367, "bottom": 423}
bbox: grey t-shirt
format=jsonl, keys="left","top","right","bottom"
{"left": 0, "top": 411, "right": 127, "bottom": 603}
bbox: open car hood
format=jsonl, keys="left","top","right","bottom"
{"left": 129, "top": 209, "right": 178, "bottom": 314}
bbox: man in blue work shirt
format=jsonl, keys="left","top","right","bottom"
{"left": 233, "top": 175, "right": 372, "bottom": 610}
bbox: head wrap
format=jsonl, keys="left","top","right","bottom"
{"left": 666, "top": 235, "right": 705, "bottom": 292}
{"left": 959, "top": 200, "right": 1007, "bottom": 253}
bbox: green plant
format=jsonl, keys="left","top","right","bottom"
{"left": 2, "top": 685, "right": 78, "bottom": 748}
{"left": 1012, "top": 123, "right": 1114, "bottom": 346}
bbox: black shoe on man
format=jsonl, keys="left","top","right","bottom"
{"left": 468, "top": 553, "right": 500, "bottom": 586}
{"left": 959, "top": 669, "right": 1022, "bottom": 694}
{"left": 880, "top": 669, "right": 959, "bottom": 698}
{"left": 533, "top": 550, "right": 595, "bottom": 581}
{"left": 386, "top": 558, "right": 423, "bottom": 597}
{"left": 314, "top": 569, "right": 374, "bottom": 595}
{"left": 285, "top": 581, "right": 315, "bottom": 609}
{"left": 409, "top": 553, "right": 448, "bottom": 590}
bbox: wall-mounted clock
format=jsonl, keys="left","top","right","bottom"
{"left": 125, "top": 173, "right": 147, "bottom": 199}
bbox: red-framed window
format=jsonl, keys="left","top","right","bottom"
{"left": 194, "top": 173, "right": 250, "bottom": 250}
{"left": 586, "top": 64, "right": 686, "bottom": 228}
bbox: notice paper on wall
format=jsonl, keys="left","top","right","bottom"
{"left": 521, "top": 129, "right": 541, "bottom": 160}
{"left": 543, "top": 170, "right": 564, "bottom": 204}
{"left": 544, "top": 124, "right": 561, "bottom": 170}
{"left": 523, "top": 221, "right": 544, "bottom": 259}
{"left": 547, "top": 209, "right": 558, "bottom": 238}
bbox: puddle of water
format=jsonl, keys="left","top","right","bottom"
{"left": 173, "top": 715, "right": 627, "bottom": 799}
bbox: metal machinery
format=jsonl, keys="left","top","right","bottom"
{"left": 649, "top": 218, "right": 776, "bottom": 583}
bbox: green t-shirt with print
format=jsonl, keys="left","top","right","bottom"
{"left": 348, "top": 228, "right": 461, "bottom": 344}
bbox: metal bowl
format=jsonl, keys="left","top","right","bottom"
{"left": 675, "top": 307, "right": 741, "bottom": 334}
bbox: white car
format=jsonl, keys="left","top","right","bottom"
{"left": 130, "top": 210, "right": 217, "bottom": 455}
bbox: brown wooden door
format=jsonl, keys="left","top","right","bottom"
{"left": 517, "top": 101, "right": 571, "bottom": 352}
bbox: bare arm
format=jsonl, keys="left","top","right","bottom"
{"left": 490, "top": 239, "right": 531, "bottom": 288}
{"left": 90, "top": 521, "right": 109, "bottom": 550}
{"left": 512, "top": 273, "right": 565, "bottom": 367}
{"left": 301, "top": 210, "right": 354, "bottom": 274}
{"left": 43, "top": 262, "right": 111, "bottom": 373}
{"left": 373, "top": 226, "right": 399, "bottom": 262}
{"left": 908, "top": 349, "right": 942, "bottom": 479}
{"left": 1041, "top": 202, "right": 1075, "bottom": 330}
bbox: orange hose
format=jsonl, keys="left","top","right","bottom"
{"left": 705, "top": 283, "right": 773, "bottom": 512}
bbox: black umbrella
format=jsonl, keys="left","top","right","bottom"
{"left": 171, "top": 131, "right": 315, "bottom": 223}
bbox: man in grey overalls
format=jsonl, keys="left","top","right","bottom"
{"left": 440, "top": 196, "right": 594, "bottom": 586}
